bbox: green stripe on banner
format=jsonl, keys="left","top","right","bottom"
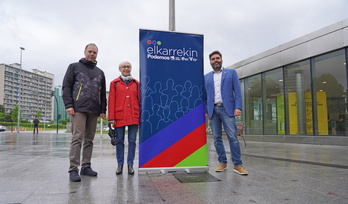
{"left": 175, "top": 144, "right": 208, "bottom": 167}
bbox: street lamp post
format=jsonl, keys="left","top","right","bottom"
{"left": 17, "top": 47, "right": 25, "bottom": 133}
{"left": 169, "top": 0, "right": 175, "bottom": 31}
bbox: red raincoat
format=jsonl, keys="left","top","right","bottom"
{"left": 108, "top": 77, "right": 140, "bottom": 127}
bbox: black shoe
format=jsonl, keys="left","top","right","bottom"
{"left": 80, "top": 167, "right": 98, "bottom": 177}
{"left": 69, "top": 170, "right": 81, "bottom": 182}
{"left": 128, "top": 165, "right": 135, "bottom": 175}
{"left": 116, "top": 165, "right": 123, "bottom": 175}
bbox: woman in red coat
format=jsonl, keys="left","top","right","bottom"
{"left": 108, "top": 61, "right": 140, "bottom": 175}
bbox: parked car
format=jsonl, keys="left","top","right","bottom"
{"left": 0, "top": 125, "right": 6, "bottom": 132}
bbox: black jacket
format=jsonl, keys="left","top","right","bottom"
{"left": 62, "top": 58, "right": 107, "bottom": 115}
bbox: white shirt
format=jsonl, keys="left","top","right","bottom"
{"left": 213, "top": 68, "right": 223, "bottom": 104}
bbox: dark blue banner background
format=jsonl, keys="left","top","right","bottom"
{"left": 139, "top": 29, "right": 204, "bottom": 143}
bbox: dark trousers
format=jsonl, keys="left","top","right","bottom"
{"left": 33, "top": 125, "right": 39, "bottom": 133}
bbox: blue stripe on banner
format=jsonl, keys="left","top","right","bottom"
{"left": 139, "top": 103, "right": 205, "bottom": 166}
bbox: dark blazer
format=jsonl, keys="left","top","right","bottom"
{"left": 204, "top": 68, "right": 242, "bottom": 118}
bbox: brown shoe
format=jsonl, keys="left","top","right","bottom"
{"left": 215, "top": 163, "right": 227, "bottom": 172}
{"left": 233, "top": 166, "right": 248, "bottom": 175}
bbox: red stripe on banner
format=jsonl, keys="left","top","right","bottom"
{"left": 141, "top": 124, "right": 206, "bottom": 168}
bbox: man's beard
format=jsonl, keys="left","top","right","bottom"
{"left": 212, "top": 63, "right": 222, "bottom": 70}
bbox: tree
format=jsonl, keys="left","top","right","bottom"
{"left": 0, "top": 112, "right": 4, "bottom": 121}
{"left": 59, "top": 118, "right": 69, "bottom": 125}
{"left": 3, "top": 114, "right": 12, "bottom": 122}
{"left": 11, "top": 105, "right": 19, "bottom": 122}
{"left": 0, "top": 105, "right": 15, "bottom": 122}
{"left": 36, "top": 111, "right": 42, "bottom": 118}
{"left": 0, "top": 105, "right": 5, "bottom": 113}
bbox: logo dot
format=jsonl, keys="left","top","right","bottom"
{"left": 147, "top": 40, "right": 152, "bottom": 44}
{"left": 157, "top": 41, "right": 161, "bottom": 45}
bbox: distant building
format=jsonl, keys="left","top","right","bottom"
{"left": 0, "top": 63, "right": 54, "bottom": 122}
{"left": 229, "top": 19, "right": 348, "bottom": 145}
{"left": 52, "top": 86, "right": 69, "bottom": 121}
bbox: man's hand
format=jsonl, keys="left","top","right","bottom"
{"left": 66, "top": 108, "right": 75, "bottom": 115}
{"left": 234, "top": 109, "right": 242, "bottom": 116}
{"left": 205, "top": 113, "right": 209, "bottom": 120}
{"left": 100, "top": 114, "right": 106, "bottom": 119}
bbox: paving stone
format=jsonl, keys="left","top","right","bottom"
{"left": 0, "top": 131, "right": 347, "bottom": 204}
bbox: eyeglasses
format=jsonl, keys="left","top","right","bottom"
{"left": 121, "top": 65, "right": 131, "bottom": 69}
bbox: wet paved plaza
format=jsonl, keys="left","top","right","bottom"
{"left": 0, "top": 131, "right": 347, "bottom": 204}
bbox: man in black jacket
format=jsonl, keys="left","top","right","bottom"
{"left": 33, "top": 117, "right": 39, "bottom": 134}
{"left": 62, "top": 43, "right": 107, "bottom": 182}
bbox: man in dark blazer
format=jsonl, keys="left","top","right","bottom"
{"left": 204, "top": 50, "right": 248, "bottom": 175}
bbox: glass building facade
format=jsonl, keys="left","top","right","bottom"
{"left": 231, "top": 19, "right": 348, "bottom": 144}
{"left": 238, "top": 49, "right": 347, "bottom": 136}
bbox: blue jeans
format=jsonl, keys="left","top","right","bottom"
{"left": 115, "top": 125, "right": 138, "bottom": 166}
{"left": 209, "top": 106, "right": 242, "bottom": 166}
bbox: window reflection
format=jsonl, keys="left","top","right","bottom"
{"left": 245, "top": 74, "right": 262, "bottom": 134}
{"left": 263, "top": 68, "right": 284, "bottom": 135}
{"left": 313, "top": 50, "right": 347, "bottom": 135}
{"left": 284, "top": 60, "right": 313, "bottom": 135}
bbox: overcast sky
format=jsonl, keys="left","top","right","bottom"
{"left": 1, "top": 0, "right": 348, "bottom": 90}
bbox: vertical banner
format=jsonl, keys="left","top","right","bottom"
{"left": 288, "top": 92, "right": 298, "bottom": 135}
{"left": 139, "top": 29, "right": 208, "bottom": 172}
{"left": 305, "top": 92, "right": 313, "bottom": 135}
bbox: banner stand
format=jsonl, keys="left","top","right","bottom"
{"left": 139, "top": 29, "right": 208, "bottom": 174}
